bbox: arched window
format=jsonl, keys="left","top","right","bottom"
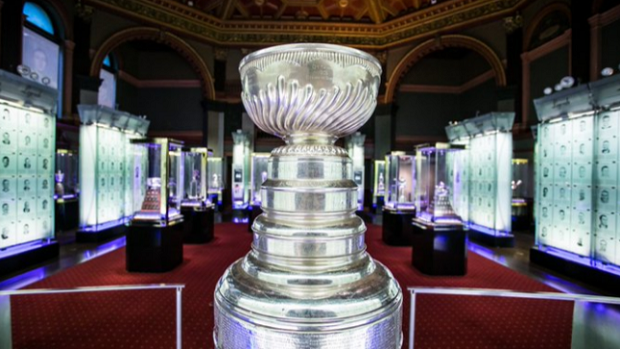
{"left": 21, "top": 1, "right": 63, "bottom": 114}
{"left": 98, "top": 54, "right": 117, "bottom": 109}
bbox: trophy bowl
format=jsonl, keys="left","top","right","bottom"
{"left": 240, "top": 43, "right": 382, "bottom": 140}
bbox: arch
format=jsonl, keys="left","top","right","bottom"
{"left": 24, "top": 0, "right": 73, "bottom": 40}
{"left": 385, "top": 35, "right": 506, "bottom": 104}
{"left": 523, "top": 2, "right": 571, "bottom": 51}
{"left": 90, "top": 27, "right": 215, "bottom": 100}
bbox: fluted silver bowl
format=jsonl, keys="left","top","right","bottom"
{"left": 240, "top": 43, "right": 381, "bottom": 139}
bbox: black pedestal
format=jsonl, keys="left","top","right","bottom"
{"left": 468, "top": 228, "right": 515, "bottom": 248}
{"left": 512, "top": 201, "right": 532, "bottom": 231}
{"left": 411, "top": 221, "right": 468, "bottom": 276}
{"left": 126, "top": 222, "right": 184, "bottom": 273}
{"left": 182, "top": 207, "right": 214, "bottom": 244}
{"left": 76, "top": 223, "right": 127, "bottom": 243}
{"left": 372, "top": 196, "right": 385, "bottom": 214}
{"left": 382, "top": 208, "right": 416, "bottom": 246}
{"left": 55, "top": 199, "right": 79, "bottom": 231}
{"left": 247, "top": 205, "right": 262, "bottom": 232}
{"left": 530, "top": 247, "right": 620, "bottom": 294}
{"left": 0, "top": 241, "right": 60, "bottom": 277}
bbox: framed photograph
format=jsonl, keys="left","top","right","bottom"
{"left": 0, "top": 105, "right": 16, "bottom": 128}
{"left": 594, "top": 161, "right": 617, "bottom": 186}
{"left": 572, "top": 185, "right": 591, "bottom": 210}
{"left": 594, "top": 231, "right": 615, "bottom": 264}
{"left": 0, "top": 178, "right": 16, "bottom": 199}
{"left": 37, "top": 177, "right": 52, "bottom": 197}
{"left": 0, "top": 199, "right": 16, "bottom": 220}
{"left": 571, "top": 161, "right": 592, "bottom": 184}
{"left": 0, "top": 222, "right": 16, "bottom": 248}
{"left": 597, "top": 112, "right": 618, "bottom": 134}
{"left": 18, "top": 176, "right": 35, "bottom": 197}
{"left": 595, "top": 186, "right": 616, "bottom": 209}
{"left": 17, "top": 198, "right": 35, "bottom": 221}
{"left": 38, "top": 155, "right": 52, "bottom": 174}
{"left": 19, "top": 153, "right": 37, "bottom": 175}
{"left": 554, "top": 185, "right": 571, "bottom": 203}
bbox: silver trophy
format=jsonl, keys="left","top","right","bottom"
{"left": 214, "top": 44, "right": 403, "bottom": 348}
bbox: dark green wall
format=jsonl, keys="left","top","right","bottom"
{"left": 395, "top": 79, "right": 498, "bottom": 138}
{"left": 529, "top": 46, "right": 570, "bottom": 119}
{"left": 602, "top": 20, "right": 620, "bottom": 72}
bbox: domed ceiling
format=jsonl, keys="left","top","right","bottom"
{"left": 85, "top": 0, "right": 529, "bottom": 48}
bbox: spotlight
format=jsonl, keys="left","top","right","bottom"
{"left": 554, "top": 83, "right": 563, "bottom": 92}
{"left": 560, "top": 76, "right": 575, "bottom": 89}
{"left": 544, "top": 87, "right": 553, "bottom": 95}
{"left": 601, "top": 67, "right": 614, "bottom": 77}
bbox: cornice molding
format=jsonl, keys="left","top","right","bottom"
{"left": 85, "top": 0, "right": 530, "bottom": 49}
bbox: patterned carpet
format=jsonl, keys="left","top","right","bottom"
{"left": 11, "top": 223, "right": 573, "bottom": 348}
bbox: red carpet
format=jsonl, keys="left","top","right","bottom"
{"left": 11, "top": 223, "right": 573, "bottom": 348}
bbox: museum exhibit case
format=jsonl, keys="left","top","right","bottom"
{"left": 214, "top": 44, "right": 402, "bottom": 348}
{"left": 0, "top": 69, "right": 59, "bottom": 277}
{"left": 77, "top": 105, "right": 150, "bottom": 242}
{"left": 530, "top": 74, "right": 620, "bottom": 292}
{"left": 346, "top": 132, "right": 366, "bottom": 211}
{"left": 512, "top": 158, "right": 531, "bottom": 230}
{"left": 382, "top": 151, "right": 416, "bottom": 246}
{"left": 372, "top": 160, "right": 386, "bottom": 211}
{"left": 231, "top": 130, "right": 250, "bottom": 214}
{"left": 54, "top": 149, "right": 79, "bottom": 231}
{"left": 180, "top": 147, "right": 214, "bottom": 243}
{"left": 248, "top": 153, "right": 269, "bottom": 231}
{"left": 126, "top": 138, "right": 185, "bottom": 272}
{"left": 412, "top": 143, "right": 467, "bottom": 276}
{"left": 207, "top": 156, "right": 224, "bottom": 206}
{"left": 445, "top": 112, "right": 515, "bottom": 247}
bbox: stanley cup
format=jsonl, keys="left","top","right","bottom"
{"left": 214, "top": 44, "right": 403, "bottom": 348}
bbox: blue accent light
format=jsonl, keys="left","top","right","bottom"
{"left": 232, "top": 217, "right": 249, "bottom": 224}
{"left": 23, "top": 2, "right": 55, "bottom": 35}
{"left": 79, "top": 217, "right": 129, "bottom": 233}
{"left": 540, "top": 246, "right": 620, "bottom": 277}
{"left": 103, "top": 55, "right": 111, "bottom": 67}
{"left": 0, "top": 240, "right": 56, "bottom": 261}
{"left": 467, "top": 222, "right": 513, "bottom": 238}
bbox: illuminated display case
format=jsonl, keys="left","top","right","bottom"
{"left": 531, "top": 73, "right": 620, "bottom": 290}
{"left": 181, "top": 147, "right": 210, "bottom": 209}
{"left": 232, "top": 130, "right": 250, "bottom": 210}
{"left": 414, "top": 143, "right": 465, "bottom": 228}
{"left": 129, "top": 138, "right": 184, "bottom": 227}
{"left": 372, "top": 160, "right": 386, "bottom": 208}
{"left": 0, "top": 69, "right": 58, "bottom": 276}
{"left": 346, "top": 132, "right": 366, "bottom": 210}
{"left": 384, "top": 151, "right": 415, "bottom": 211}
{"left": 512, "top": 158, "right": 531, "bottom": 229}
{"left": 77, "top": 105, "right": 150, "bottom": 241}
{"left": 445, "top": 113, "right": 515, "bottom": 246}
{"left": 250, "top": 153, "right": 270, "bottom": 206}
{"left": 55, "top": 149, "right": 78, "bottom": 200}
{"left": 207, "top": 156, "right": 224, "bottom": 205}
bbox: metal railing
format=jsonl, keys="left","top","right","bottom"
{"left": 408, "top": 287, "right": 620, "bottom": 349}
{"left": 0, "top": 283, "right": 185, "bottom": 349}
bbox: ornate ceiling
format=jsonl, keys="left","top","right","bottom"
{"left": 85, "top": 0, "right": 530, "bottom": 49}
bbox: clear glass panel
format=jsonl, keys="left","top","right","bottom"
{"left": 54, "top": 150, "right": 78, "bottom": 200}
{"left": 385, "top": 153, "right": 415, "bottom": 210}
{"left": 373, "top": 160, "right": 386, "bottom": 205}
{"left": 207, "top": 157, "right": 224, "bottom": 204}
{"left": 250, "top": 153, "right": 269, "bottom": 206}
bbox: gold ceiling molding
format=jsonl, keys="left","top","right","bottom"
{"left": 85, "top": 0, "right": 530, "bottom": 49}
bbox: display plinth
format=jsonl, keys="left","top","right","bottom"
{"left": 76, "top": 223, "right": 126, "bottom": 243}
{"left": 530, "top": 246, "right": 620, "bottom": 294}
{"left": 382, "top": 208, "right": 416, "bottom": 246}
{"left": 126, "top": 222, "right": 184, "bottom": 272}
{"left": 247, "top": 205, "right": 262, "bottom": 232}
{"left": 54, "top": 198, "right": 79, "bottom": 231}
{"left": 0, "top": 241, "right": 59, "bottom": 277}
{"left": 411, "top": 220, "right": 467, "bottom": 276}
{"left": 181, "top": 206, "right": 214, "bottom": 244}
{"left": 511, "top": 200, "right": 532, "bottom": 231}
{"left": 468, "top": 227, "right": 514, "bottom": 248}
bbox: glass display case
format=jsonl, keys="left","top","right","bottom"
{"left": 129, "top": 138, "right": 184, "bottom": 227}
{"left": 55, "top": 149, "right": 78, "bottom": 200}
{"left": 0, "top": 68, "right": 57, "bottom": 267}
{"left": 372, "top": 160, "right": 386, "bottom": 207}
{"left": 346, "top": 132, "right": 366, "bottom": 210}
{"left": 181, "top": 147, "right": 210, "bottom": 208}
{"left": 414, "top": 143, "right": 465, "bottom": 228}
{"left": 77, "top": 105, "right": 150, "bottom": 237}
{"left": 512, "top": 159, "right": 529, "bottom": 203}
{"left": 532, "top": 73, "right": 620, "bottom": 276}
{"left": 232, "top": 130, "right": 250, "bottom": 209}
{"left": 207, "top": 156, "right": 224, "bottom": 205}
{"left": 384, "top": 151, "right": 415, "bottom": 211}
{"left": 250, "top": 153, "right": 270, "bottom": 206}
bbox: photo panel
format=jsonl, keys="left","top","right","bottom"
{"left": 17, "top": 219, "right": 36, "bottom": 244}
{"left": 0, "top": 152, "right": 17, "bottom": 176}
{"left": 0, "top": 105, "right": 17, "bottom": 129}
{"left": 36, "top": 197, "right": 51, "bottom": 219}
{"left": 538, "top": 223, "right": 553, "bottom": 246}
{"left": 19, "top": 111, "right": 37, "bottom": 130}
{"left": 0, "top": 178, "right": 17, "bottom": 200}
{"left": 18, "top": 176, "right": 36, "bottom": 197}
{"left": 594, "top": 160, "right": 618, "bottom": 186}
{"left": 553, "top": 205, "right": 571, "bottom": 230}
{"left": 0, "top": 221, "right": 16, "bottom": 248}
{"left": 39, "top": 217, "right": 52, "bottom": 239}
{"left": 0, "top": 199, "right": 16, "bottom": 221}
{"left": 540, "top": 184, "right": 554, "bottom": 202}
{"left": 18, "top": 153, "right": 37, "bottom": 175}
{"left": 571, "top": 161, "right": 592, "bottom": 184}
{"left": 17, "top": 197, "right": 35, "bottom": 221}
{"left": 554, "top": 184, "right": 572, "bottom": 204}
{"left": 540, "top": 204, "right": 553, "bottom": 225}
{"left": 594, "top": 186, "right": 617, "bottom": 210}
{"left": 0, "top": 128, "right": 16, "bottom": 152}
{"left": 38, "top": 155, "right": 52, "bottom": 174}
{"left": 553, "top": 162, "right": 571, "bottom": 183}
{"left": 596, "top": 135, "right": 617, "bottom": 160}
{"left": 597, "top": 111, "right": 618, "bottom": 136}
{"left": 37, "top": 177, "right": 52, "bottom": 197}
{"left": 18, "top": 130, "right": 37, "bottom": 151}
{"left": 572, "top": 117, "right": 593, "bottom": 139}
{"left": 572, "top": 185, "right": 592, "bottom": 211}
{"left": 594, "top": 230, "right": 615, "bottom": 264}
